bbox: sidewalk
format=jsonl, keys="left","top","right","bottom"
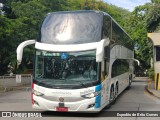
{"left": 134, "top": 77, "right": 160, "bottom": 99}
{"left": 145, "top": 79, "right": 160, "bottom": 99}
{"left": 133, "top": 77, "right": 149, "bottom": 82}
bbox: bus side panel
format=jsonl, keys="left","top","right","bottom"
{"left": 99, "top": 79, "right": 110, "bottom": 108}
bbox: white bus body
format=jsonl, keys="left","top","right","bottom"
{"left": 17, "top": 10, "right": 134, "bottom": 112}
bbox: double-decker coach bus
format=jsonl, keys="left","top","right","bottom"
{"left": 17, "top": 10, "right": 135, "bottom": 112}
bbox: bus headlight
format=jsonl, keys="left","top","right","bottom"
{"left": 81, "top": 91, "right": 101, "bottom": 98}
{"left": 32, "top": 90, "right": 44, "bottom": 96}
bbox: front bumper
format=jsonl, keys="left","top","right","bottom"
{"left": 32, "top": 95, "right": 101, "bottom": 112}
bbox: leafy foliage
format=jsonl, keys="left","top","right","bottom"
{"left": 126, "top": 0, "right": 160, "bottom": 74}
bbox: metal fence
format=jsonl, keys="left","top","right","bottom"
{"left": 0, "top": 74, "right": 32, "bottom": 92}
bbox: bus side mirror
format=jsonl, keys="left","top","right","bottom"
{"left": 96, "top": 38, "right": 110, "bottom": 62}
{"left": 133, "top": 59, "right": 140, "bottom": 66}
{"left": 16, "top": 40, "right": 35, "bottom": 67}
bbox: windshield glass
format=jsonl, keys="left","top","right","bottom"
{"left": 34, "top": 50, "right": 99, "bottom": 88}
{"left": 40, "top": 11, "right": 103, "bottom": 44}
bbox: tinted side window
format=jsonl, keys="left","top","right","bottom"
{"left": 156, "top": 46, "right": 160, "bottom": 61}
{"left": 111, "top": 59, "right": 129, "bottom": 78}
{"left": 112, "top": 21, "right": 125, "bottom": 45}
{"left": 111, "top": 20, "right": 133, "bottom": 50}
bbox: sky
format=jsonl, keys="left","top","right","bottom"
{"left": 103, "top": 0, "right": 151, "bottom": 11}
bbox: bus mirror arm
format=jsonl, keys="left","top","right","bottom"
{"left": 132, "top": 58, "right": 140, "bottom": 66}
{"left": 96, "top": 38, "right": 110, "bottom": 62}
{"left": 16, "top": 40, "right": 36, "bottom": 67}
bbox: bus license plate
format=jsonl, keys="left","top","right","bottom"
{"left": 56, "top": 107, "right": 68, "bottom": 112}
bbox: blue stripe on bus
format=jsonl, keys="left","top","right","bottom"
{"left": 95, "top": 84, "right": 102, "bottom": 92}
{"left": 95, "top": 84, "right": 102, "bottom": 108}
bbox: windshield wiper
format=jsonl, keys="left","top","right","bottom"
{"left": 35, "top": 80, "right": 45, "bottom": 85}
{"left": 35, "top": 80, "right": 53, "bottom": 87}
{"left": 78, "top": 81, "right": 87, "bottom": 88}
{"left": 37, "top": 74, "right": 44, "bottom": 78}
{"left": 65, "top": 79, "right": 87, "bottom": 88}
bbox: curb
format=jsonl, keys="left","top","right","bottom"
{"left": 145, "top": 80, "right": 160, "bottom": 99}
{"left": 0, "top": 86, "right": 31, "bottom": 93}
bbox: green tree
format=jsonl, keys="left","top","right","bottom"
{"left": 146, "top": 1, "right": 160, "bottom": 32}
{"left": 0, "top": 15, "right": 15, "bottom": 75}
{"left": 129, "top": 5, "right": 152, "bottom": 72}
{"left": 124, "top": 0, "right": 160, "bottom": 74}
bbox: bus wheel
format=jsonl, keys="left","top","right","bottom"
{"left": 109, "top": 86, "right": 114, "bottom": 103}
{"left": 127, "top": 75, "right": 132, "bottom": 89}
{"left": 112, "top": 84, "right": 118, "bottom": 105}
{"left": 115, "top": 83, "right": 118, "bottom": 98}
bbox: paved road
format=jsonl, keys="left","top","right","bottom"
{"left": 0, "top": 78, "right": 160, "bottom": 120}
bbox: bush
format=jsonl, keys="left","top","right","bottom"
{"left": 148, "top": 67, "right": 154, "bottom": 80}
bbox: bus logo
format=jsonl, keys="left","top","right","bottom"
{"left": 59, "top": 97, "right": 64, "bottom": 102}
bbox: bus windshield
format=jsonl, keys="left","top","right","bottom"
{"left": 34, "top": 50, "right": 99, "bottom": 88}
{"left": 40, "top": 11, "right": 102, "bottom": 44}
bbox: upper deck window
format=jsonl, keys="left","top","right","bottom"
{"left": 40, "top": 11, "right": 103, "bottom": 44}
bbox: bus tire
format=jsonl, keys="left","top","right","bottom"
{"left": 115, "top": 83, "right": 118, "bottom": 98}
{"left": 127, "top": 75, "right": 132, "bottom": 90}
{"left": 112, "top": 83, "right": 118, "bottom": 105}
{"left": 109, "top": 86, "right": 115, "bottom": 104}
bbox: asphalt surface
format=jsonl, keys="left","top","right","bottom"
{"left": 0, "top": 78, "right": 160, "bottom": 120}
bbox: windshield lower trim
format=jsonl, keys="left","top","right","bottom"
{"left": 33, "top": 79, "right": 100, "bottom": 89}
